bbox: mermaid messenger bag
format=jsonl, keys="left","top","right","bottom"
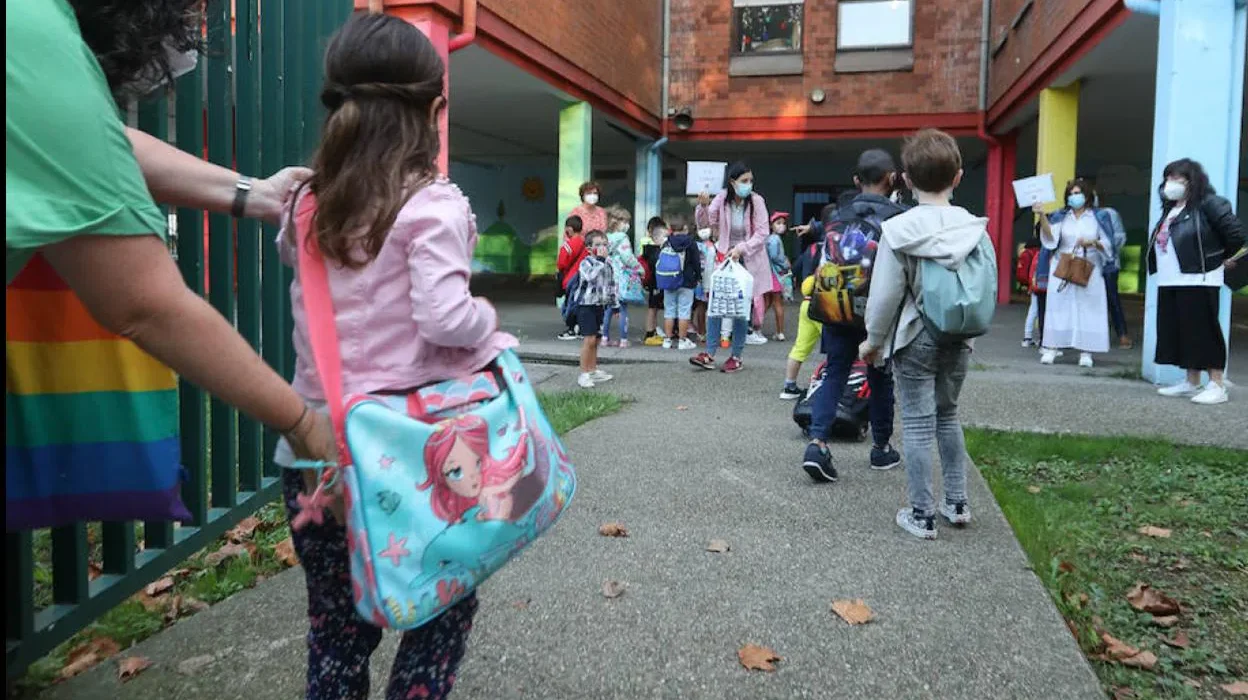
{"left": 288, "top": 195, "right": 576, "bottom": 630}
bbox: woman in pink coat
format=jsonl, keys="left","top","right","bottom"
{"left": 689, "top": 162, "right": 771, "bottom": 373}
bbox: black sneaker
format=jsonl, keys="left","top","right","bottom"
{"left": 896, "top": 508, "right": 937, "bottom": 540}
{"left": 557, "top": 330, "right": 580, "bottom": 341}
{"left": 870, "top": 444, "right": 902, "bottom": 471}
{"left": 801, "top": 442, "right": 838, "bottom": 483}
{"left": 779, "top": 382, "right": 803, "bottom": 400}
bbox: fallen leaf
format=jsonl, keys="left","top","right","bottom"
{"left": 1222, "top": 681, "right": 1248, "bottom": 696}
{"left": 61, "top": 638, "right": 121, "bottom": 680}
{"left": 88, "top": 562, "right": 104, "bottom": 581}
{"left": 1065, "top": 618, "right": 1079, "bottom": 638}
{"left": 1163, "top": 630, "right": 1190, "bottom": 649}
{"left": 204, "top": 542, "right": 252, "bottom": 567}
{"left": 1113, "top": 687, "right": 1136, "bottom": 700}
{"left": 602, "top": 580, "right": 626, "bottom": 599}
{"left": 1121, "top": 651, "right": 1157, "bottom": 671}
{"left": 598, "top": 523, "right": 629, "bottom": 538}
{"left": 1058, "top": 561, "right": 1075, "bottom": 573}
{"left": 133, "top": 590, "right": 165, "bottom": 613}
{"left": 1169, "top": 559, "right": 1191, "bottom": 572}
{"left": 274, "top": 538, "right": 299, "bottom": 567}
{"left": 1137, "top": 526, "right": 1172, "bottom": 539}
{"left": 1102, "top": 633, "right": 1140, "bottom": 660}
{"left": 226, "top": 516, "right": 261, "bottom": 543}
{"left": 1080, "top": 593, "right": 1090, "bottom": 604}
{"left": 169, "top": 568, "right": 191, "bottom": 579}
{"left": 1150, "top": 615, "right": 1180, "bottom": 628}
{"left": 511, "top": 599, "right": 531, "bottom": 610}
{"left": 1127, "top": 583, "right": 1181, "bottom": 616}
{"left": 145, "top": 576, "right": 174, "bottom": 597}
{"left": 1201, "top": 530, "right": 1213, "bottom": 538}
{"left": 1027, "top": 485, "right": 1042, "bottom": 494}
{"left": 117, "top": 656, "right": 153, "bottom": 682}
{"left": 1129, "top": 553, "right": 1150, "bottom": 563}
{"left": 1183, "top": 679, "right": 1202, "bottom": 689}
{"left": 831, "top": 599, "right": 875, "bottom": 625}
{"left": 706, "top": 539, "right": 731, "bottom": 553}
{"left": 164, "top": 595, "right": 182, "bottom": 623}
{"left": 675, "top": 405, "right": 689, "bottom": 411}
{"left": 181, "top": 597, "right": 210, "bottom": 614}
{"left": 737, "top": 644, "right": 781, "bottom": 672}
{"left": 60, "top": 651, "right": 100, "bottom": 680}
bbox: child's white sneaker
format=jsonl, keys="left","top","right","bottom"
{"left": 1158, "top": 380, "right": 1200, "bottom": 397}
{"left": 577, "top": 373, "right": 595, "bottom": 389}
{"left": 1040, "top": 349, "right": 1057, "bottom": 365}
{"left": 745, "top": 331, "right": 768, "bottom": 345}
{"left": 1190, "top": 382, "right": 1228, "bottom": 405}
{"left": 590, "top": 370, "right": 614, "bottom": 384}
{"left": 662, "top": 338, "right": 673, "bottom": 349}
{"left": 677, "top": 337, "right": 697, "bottom": 351}
{"left": 896, "top": 509, "right": 937, "bottom": 540}
{"left": 1079, "top": 352, "right": 1094, "bottom": 368}
{"left": 939, "top": 501, "right": 971, "bottom": 526}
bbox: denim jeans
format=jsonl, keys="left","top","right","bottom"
{"left": 602, "top": 302, "right": 629, "bottom": 341}
{"left": 808, "top": 325, "right": 895, "bottom": 446}
{"left": 705, "top": 315, "right": 749, "bottom": 358}
{"left": 1103, "top": 271, "right": 1129, "bottom": 338}
{"left": 893, "top": 330, "right": 971, "bottom": 516}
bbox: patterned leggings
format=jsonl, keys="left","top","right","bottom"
{"left": 282, "top": 471, "right": 478, "bottom": 700}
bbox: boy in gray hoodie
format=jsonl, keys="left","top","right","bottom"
{"left": 859, "top": 129, "right": 989, "bottom": 540}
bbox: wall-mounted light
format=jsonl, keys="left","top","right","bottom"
{"left": 673, "top": 107, "right": 694, "bottom": 131}
{"left": 810, "top": 89, "right": 826, "bottom": 104}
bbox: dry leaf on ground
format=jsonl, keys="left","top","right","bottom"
{"left": 737, "top": 644, "right": 781, "bottom": 672}
{"left": 144, "top": 577, "right": 174, "bottom": 597}
{"left": 204, "top": 542, "right": 253, "bottom": 567}
{"left": 1169, "top": 558, "right": 1191, "bottom": 572}
{"left": 1129, "top": 553, "right": 1150, "bottom": 563}
{"left": 1150, "top": 615, "right": 1180, "bottom": 628}
{"left": 511, "top": 599, "right": 531, "bottom": 610}
{"left": 1222, "top": 681, "right": 1248, "bottom": 696}
{"left": 706, "top": 539, "right": 731, "bottom": 553}
{"left": 61, "top": 638, "right": 121, "bottom": 680}
{"left": 1113, "top": 687, "right": 1136, "bottom": 700}
{"left": 226, "top": 516, "right": 261, "bottom": 543}
{"left": 831, "top": 599, "right": 875, "bottom": 625}
{"left": 1183, "top": 679, "right": 1202, "bottom": 689}
{"left": 88, "top": 562, "right": 104, "bottom": 581}
{"left": 1137, "top": 525, "right": 1172, "bottom": 539}
{"left": 602, "top": 580, "right": 626, "bottom": 599}
{"left": 274, "top": 538, "right": 299, "bottom": 567}
{"left": 1121, "top": 651, "right": 1158, "bottom": 670}
{"left": 1100, "top": 634, "right": 1157, "bottom": 671}
{"left": 1027, "top": 485, "right": 1042, "bottom": 494}
{"left": 1126, "top": 583, "right": 1181, "bottom": 616}
{"left": 1058, "top": 561, "right": 1075, "bottom": 573}
{"left": 1162, "top": 630, "right": 1191, "bottom": 649}
{"left": 675, "top": 405, "right": 689, "bottom": 411}
{"left": 117, "top": 656, "right": 153, "bottom": 682}
{"left": 598, "top": 523, "right": 629, "bottom": 538}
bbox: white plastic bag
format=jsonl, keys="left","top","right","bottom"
{"left": 707, "top": 260, "right": 754, "bottom": 319}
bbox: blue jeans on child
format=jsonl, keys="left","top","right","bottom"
{"left": 602, "top": 302, "right": 629, "bottom": 341}
{"left": 808, "top": 325, "right": 895, "bottom": 445}
{"left": 664, "top": 287, "right": 695, "bottom": 319}
{"left": 705, "top": 315, "right": 749, "bottom": 358}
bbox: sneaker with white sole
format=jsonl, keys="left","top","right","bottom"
{"left": 558, "top": 330, "right": 580, "bottom": 341}
{"left": 590, "top": 370, "right": 614, "bottom": 384}
{"left": 662, "top": 338, "right": 673, "bottom": 349}
{"left": 678, "top": 338, "right": 697, "bottom": 351}
{"left": 780, "top": 382, "right": 803, "bottom": 400}
{"left": 745, "top": 332, "right": 768, "bottom": 346}
{"left": 1040, "top": 349, "right": 1057, "bottom": 365}
{"left": 939, "top": 501, "right": 972, "bottom": 526}
{"left": 1021, "top": 338, "right": 1035, "bottom": 348}
{"left": 1158, "top": 380, "right": 1201, "bottom": 397}
{"left": 896, "top": 509, "right": 937, "bottom": 540}
{"left": 801, "top": 442, "right": 838, "bottom": 483}
{"left": 1079, "top": 352, "right": 1094, "bottom": 368}
{"left": 577, "top": 373, "right": 595, "bottom": 389}
{"left": 774, "top": 333, "right": 787, "bottom": 342}
{"left": 869, "top": 444, "right": 903, "bottom": 470}
{"left": 1191, "top": 382, "right": 1228, "bottom": 405}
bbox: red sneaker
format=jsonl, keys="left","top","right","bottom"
{"left": 689, "top": 352, "right": 716, "bottom": 370}
{"left": 720, "top": 357, "right": 743, "bottom": 373}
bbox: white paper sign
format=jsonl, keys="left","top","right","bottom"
{"left": 1012, "top": 173, "right": 1057, "bottom": 208}
{"left": 686, "top": 161, "right": 727, "bottom": 196}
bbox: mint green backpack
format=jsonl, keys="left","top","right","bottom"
{"left": 909, "top": 234, "right": 998, "bottom": 344}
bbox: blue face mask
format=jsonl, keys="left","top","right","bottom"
{"left": 734, "top": 181, "right": 753, "bottom": 199}
{"left": 1067, "top": 193, "right": 1087, "bottom": 210}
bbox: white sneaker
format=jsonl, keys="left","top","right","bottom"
{"left": 1040, "top": 349, "right": 1057, "bottom": 365}
{"left": 746, "top": 332, "right": 768, "bottom": 346}
{"left": 1191, "top": 382, "right": 1228, "bottom": 405}
{"left": 1079, "top": 353, "right": 1094, "bottom": 368}
{"left": 590, "top": 370, "right": 614, "bottom": 384}
{"left": 896, "top": 509, "right": 937, "bottom": 540}
{"left": 1021, "top": 339, "right": 1035, "bottom": 348}
{"left": 939, "top": 501, "right": 972, "bottom": 526}
{"left": 677, "top": 338, "right": 697, "bottom": 351}
{"left": 662, "top": 338, "right": 673, "bottom": 349}
{"left": 774, "top": 333, "right": 787, "bottom": 342}
{"left": 577, "top": 373, "right": 595, "bottom": 389}
{"left": 1158, "top": 381, "right": 1201, "bottom": 397}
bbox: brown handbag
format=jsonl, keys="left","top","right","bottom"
{"left": 1053, "top": 249, "right": 1093, "bottom": 288}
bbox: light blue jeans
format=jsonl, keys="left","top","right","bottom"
{"left": 893, "top": 330, "right": 971, "bottom": 516}
{"left": 603, "top": 302, "right": 629, "bottom": 341}
{"left": 705, "top": 316, "right": 748, "bottom": 358}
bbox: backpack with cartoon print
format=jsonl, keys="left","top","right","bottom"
{"left": 807, "top": 210, "right": 884, "bottom": 328}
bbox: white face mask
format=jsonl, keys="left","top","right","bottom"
{"left": 619, "top": 223, "right": 630, "bottom": 234}
{"left": 697, "top": 228, "right": 711, "bottom": 240}
{"left": 584, "top": 193, "right": 599, "bottom": 206}
{"left": 1162, "top": 180, "right": 1187, "bottom": 202}
{"left": 772, "top": 225, "right": 786, "bottom": 234}
{"left": 127, "top": 46, "right": 199, "bottom": 96}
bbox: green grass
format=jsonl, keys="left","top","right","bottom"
{"left": 18, "top": 390, "right": 620, "bottom": 695}
{"left": 967, "top": 429, "right": 1247, "bottom": 699}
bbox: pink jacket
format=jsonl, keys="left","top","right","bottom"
{"left": 278, "top": 178, "right": 516, "bottom": 401}
{"left": 695, "top": 191, "right": 771, "bottom": 300}
{"left": 568, "top": 203, "right": 608, "bottom": 235}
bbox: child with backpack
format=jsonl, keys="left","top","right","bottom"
{"left": 800, "top": 150, "right": 906, "bottom": 482}
{"left": 575, "top": 230, "right": 617, "bottom": 388}
{"left": 764, "top": 212, "right": 793, "bottom": 341}
{"left": 858, "top": 129, "right": 996, "bottom": 540}
{"left": 556, "top": 215, "right": 586, "bottom": 340}
{"left": 656, "top": 213, "right": 703, "bottom": 349}
{"left": 602, "top": 206, "right": 638, "bottom": 347}
{"left": 273, "top": 14, "right": 513, "bottom": 697}
{"left": 641, "top": 216, "right": 668, "bottom": 346}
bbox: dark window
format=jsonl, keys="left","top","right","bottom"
{"left": 732, "top": 3, "right": 804, "bottom": 56}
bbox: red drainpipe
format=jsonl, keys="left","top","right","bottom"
{"left": 448, "top": 0, "right": 477, "bottom": 52}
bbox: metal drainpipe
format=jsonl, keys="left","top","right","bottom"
{"left": 661, "top": 0, "right": 671, "bottom": 136}
{"left": 449, "top": 0, "right": 478, "bottom": 52}
{"left": 977, "top": 0, "right": 997, "bottom": 144}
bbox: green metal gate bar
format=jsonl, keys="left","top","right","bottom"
{"left": 5, "top": 0, "right": 353, "bottom": 680}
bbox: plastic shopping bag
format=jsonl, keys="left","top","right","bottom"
{"left": 707, "top": 260, "right": 754, "bottom": 319}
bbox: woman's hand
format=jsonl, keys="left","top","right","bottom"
{"left": 729, "top": 247, "right": 743, "bottom": 262}
{"left": 696, "top": 190, "right": 712, "bottom": 207}
{"left": 286, "top": 411, "right": 338, "bottom": 465}
{"left": 249, "top": 167, "right": 314, "bottom": 225}
{"left": 1031, "top": 203, "right": 1047, "bottom": 216}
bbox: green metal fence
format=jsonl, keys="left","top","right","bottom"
{"left": 5, "top": 0, "right": 353, "bottom": 679}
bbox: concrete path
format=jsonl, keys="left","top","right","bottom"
{"left": 46, "top": 295, "right": 1245, "bottom": 699}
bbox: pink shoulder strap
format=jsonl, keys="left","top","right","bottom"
{"left": 292, "top": 195, "right": 348, "bottom": 452}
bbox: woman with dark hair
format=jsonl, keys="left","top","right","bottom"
{"left": 568, "top": 180, "right": 608, "bottom": 235}
{"left": 1148, "top": 158, "right": 1245, "bottom": 405}
{"left": 691, "top": 161, "right": 772, "bottom": 372}
{"left": 8, "top": 1, "right": 335, "bottom": 503}
{"left": 1033, "top": 178, "right": 1113, "bottom": 367}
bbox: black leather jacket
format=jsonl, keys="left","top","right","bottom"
{"left": 1147, "top": 195, "right": 1245, "bottom": 275}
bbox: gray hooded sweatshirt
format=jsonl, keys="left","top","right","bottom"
{"left": 864, "top": 205, "right": 990, "bottom": 359}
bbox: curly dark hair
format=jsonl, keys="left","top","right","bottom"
{"left": 67, "top": 0, "right": 206, "bottom": 97}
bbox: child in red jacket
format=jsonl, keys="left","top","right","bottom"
{"left": 556, "top": 215, "right": 586, "bottom": 340}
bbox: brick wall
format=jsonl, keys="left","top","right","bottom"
{"left": 987, "top": 0, "right": 1093, "bottom": 110}
{"left": 482, "top": 0, "right": 663, "bottom": 116}
{"left": 669, "top": 0, "right": 982, "bottom": 121}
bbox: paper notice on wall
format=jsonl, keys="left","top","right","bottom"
{"left": 686, "top": 161, "right": 728, "bottom": 196}
{"left": 1012, "top": 173, "right": 1057, "bottom": 208}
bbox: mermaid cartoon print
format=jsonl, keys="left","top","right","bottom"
{"left": 417, "top": 411, "right": 548, "bottom": 524}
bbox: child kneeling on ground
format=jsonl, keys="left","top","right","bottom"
{"left": 658, "top": 214, "right": 703, "bottom": 350}
{"left": 576, "top": 230, "right": 618, "bottom": 389}
{"left": 859, "top": 129, "right": 984, "bottom": 540}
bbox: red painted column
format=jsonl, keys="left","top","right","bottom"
{"left": 390, "top": 6, "right": 452, "bottom": 175}
{"left": 984, "top": 132, "right": 1018, "bottom": 305}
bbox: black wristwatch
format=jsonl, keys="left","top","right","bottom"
{"left": 231, "top": 176, "right": 253, "bottom": 219}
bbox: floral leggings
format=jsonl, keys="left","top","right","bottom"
{"left": 282, "top": 471, "right": 478, "bottom": 700}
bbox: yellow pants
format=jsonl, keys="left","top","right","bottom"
{"left": 788, "top": 300, "right": 821, "bottom": 362}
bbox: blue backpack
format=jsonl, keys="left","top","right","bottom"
{"left": 561, "top": 272, "right": 582, "bottom": 326}
{"left": 908, "top": 234, "right": 998, "bottom": 345}
{"left": 655, "top": 244, "right": 686, "bottom": 291}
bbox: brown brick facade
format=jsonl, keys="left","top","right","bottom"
{"left": 668, "top": 0, "right": 983, "bottom": 122}
{"left": 987, "top": 0, "right": 1089, "bottom": 108}
{"left": 481, "top": 0, "right": 663, "bottom": 116}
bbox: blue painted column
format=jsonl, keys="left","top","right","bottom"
{"left": 1140, "top": 0, "right": 1246, "bottom": 384}
{"left": 634, "top": 138, "right": 666, "bottom": 249}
